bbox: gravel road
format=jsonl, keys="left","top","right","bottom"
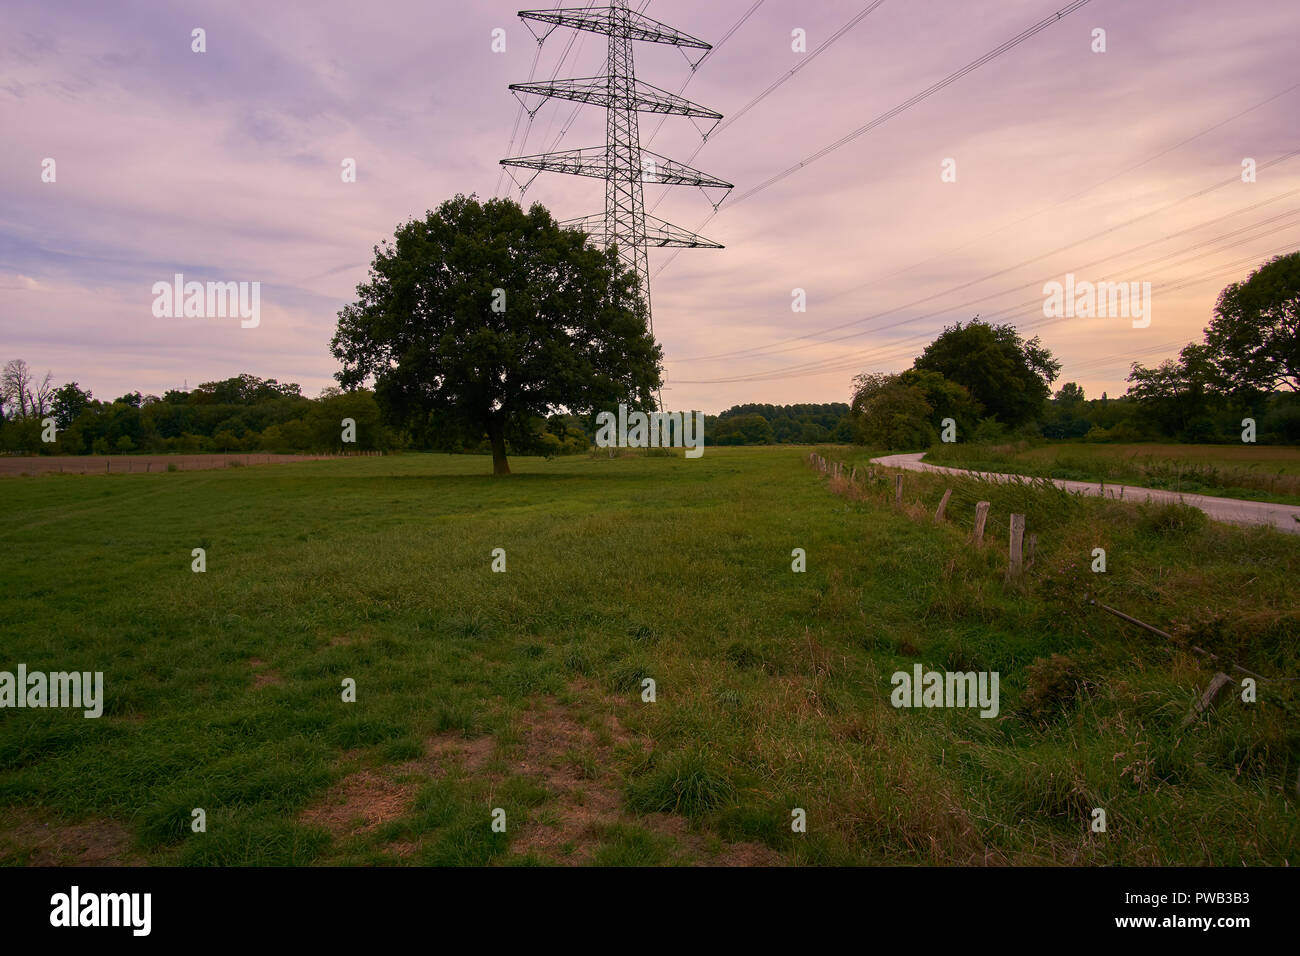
{"left": 870, "top": 452, "right": 1300, "bottom": 535}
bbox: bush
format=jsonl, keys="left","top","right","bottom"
{"left": 1136, "top": 501, "right": 1208, "bottom": 536}
{"left": 1021, "top": 653, "right": 1091, "bottom": 722}
{"left": 970, "top": 417, "right": 1008, "bottom": 443}
{"left": 626, "top": 748, "right": 736, "bottom": 818}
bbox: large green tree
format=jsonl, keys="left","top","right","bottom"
{"left": 911, "top": 320, "right": 1060, "bottom": 427}
{"left": 849, "top": 372, "right": 935, "bottom": 449}
{"left": 331, "top": 195, "right": 661, "bottom": 474}
{"left": 1206, "top": 250, "right": 1300, "bottom": 395}
{"left": 1126, "top": 343, "right": 1217, "bottom": 437}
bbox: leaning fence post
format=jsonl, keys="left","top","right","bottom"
{"left": 1007, "top": 514, "right": 1025, "bottom": 580}
{"left": 973, "top": 502, "right": 990, "bottom": 546}
{"left": 1182, "top": 672, "right": 1233, "bottom": 727}
{"left": 935, "top": 488, "right": 952, "bottom": 523}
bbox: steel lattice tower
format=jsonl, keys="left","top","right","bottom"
{"left": 501, "top": 0, "right": 730, "bottom": 349}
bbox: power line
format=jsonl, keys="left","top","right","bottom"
{"left": 670, "top": 236, "right": 1300, "bottom": 384}
{"left": 514, "top": 1, "right": 601, "bottom": 179}
{"left": 723, "top": 187, "right": 1300, "bottom": 367}
{"left": 682, "top": 235, "right": 1300, "bottom": 385}
{"left": 647, "top": 0, "right": 886, "bottom": 215}
{"left": 677, "top": 148, "right": 1300, "bottom": 363}
{"left": 722, "top": 0, "right": 1093, "bottom": 208}
{"left": 652, "top": 0, "right": 1091, "bottom": 278}
{"left": 817, "top": 79, "right": 1300, "bottom": 305}
{"left": 642, "top": 0, "right": 766, "bottom": 149}
{"left": 536, "top": 0, "right": 652, "bottom": 158}
{"left": 495, "top": 40, "right": 546, "bottom": 197}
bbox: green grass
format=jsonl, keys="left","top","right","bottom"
{"left": 922, "top": 440, "right": 1300, "bottom": 505}
{"left": 1, "top": 446, "right": 1297, "bottom": 866}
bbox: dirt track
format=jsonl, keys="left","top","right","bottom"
{"left": 871, "top": 452, "right": 1300, "bottom": 535}
{"left": 0, "top": 453, "right": 339, "bottom": 476}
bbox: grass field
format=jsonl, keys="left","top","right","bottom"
{"left": 1, "top": 447, "right": 1297, "bottom": 866}
{"left": 922, "top": 441, "right": 1300, "bottom": 505}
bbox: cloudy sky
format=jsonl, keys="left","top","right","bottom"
{"left": 3, "top": 0, "right": 1298, "bottom": 413}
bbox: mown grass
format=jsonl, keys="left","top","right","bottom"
{"left": 1, "top": 446, "right": 1297, "bottom": 866}
{"left": 922, "top": 440, "right": 1300, "bottom": 505}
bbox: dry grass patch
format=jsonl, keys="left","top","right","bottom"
{"left": 0, "top": 808, "right": 145, "bottom": 866}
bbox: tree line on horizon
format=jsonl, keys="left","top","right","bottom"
{"left": 847, "top": 251, "right": 1299, "bottom": 449}
{"left": 3, "top": 196, "right": 1295, "bottom": 461}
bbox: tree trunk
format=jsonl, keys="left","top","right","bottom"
{"left": 487, "top": 418, "right": 510, "bottom": 476}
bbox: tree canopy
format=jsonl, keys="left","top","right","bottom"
{"left": 911, "top": 320, "right": 1060, "bottom": 427}
{"left": 1206, "top": 250, "right": 1299, "bottom": 395}
{"left": 331, "top": 195, "right": 661, "bottom": 474}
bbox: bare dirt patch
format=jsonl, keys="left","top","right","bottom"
{"left": 305, "top": 694, "right": 781, "bottom": 865}
{"left": 0, "top": 808, "right": 145, "bottom": 866}
{"left": 301, "top": 771, "right": 414, "bottom": 836}
{"left": 249, "top": 658, "right": 283, "bottom": 688}
{"left": 399, "top": 732, "right": 496, "bottom": 778}
{"left": 304, "top": 733, "right": 496, "bottom": 843}
{"left": 0, "top": 453, "right": 338, "bottom": 477}
{"left": 507, "top": 696, "right": 781, "bottom": 866}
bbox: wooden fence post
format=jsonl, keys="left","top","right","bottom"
{"left": 1026, "top": 533, "right": 1038, "bottom": 569}
{"left": 1007, "top": 514, "right": 1025, "bottom": 580}
{"left": 935, "top": 488, "right": 952, "bottom": 523}
{"left": 973, "top": 502, "right": 990, "bottom": 546}
{"left": 1182, "top": 672, "right": 1233, "bottom": 727}
{"left": 894, "top": 474, "right": 903, "bottom": 505}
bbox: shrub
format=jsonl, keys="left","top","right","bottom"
{"left": 1136, "top": 501, "right": 1208, "bottom": 536}
{"left": 1021, "top": 653, "right": 1091, "bottom": 721}
{"left": 626, "top": 748, "right": 736, "bottom": 818}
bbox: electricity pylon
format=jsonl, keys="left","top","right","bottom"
{"left": 500, "top": 0, "right": 730, "bottom": 362}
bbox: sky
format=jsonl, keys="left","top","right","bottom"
{"left": 3, "top": 0, "right": 1298, "bottom": 414}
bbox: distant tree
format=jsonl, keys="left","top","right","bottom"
{"left": 1206, "top": 250, "right": 1300, "bottom": 395}
{"left": 331, "top": 195, "right": 661, "bottom": 474}
{"left": 799, "top": 422, "right": 830, "bottom": 444}
{"left": 713, "top": 413, "right": 775, "bottom": 445}
{"left": 911, "top": 320, "right": 1060, "bottom": 426}
{"left": 715, "top": 402, "right": 850, "bottom": 445}
{"left": 1054, "top": 382, "right": 1085, "bottom": 406}
{"left": 308, "top": 390, "right": 387, "bottom": 451}
{"left": 114, "top": 391, "right": 143, "bottom": 407}
{"left": 849, "top": 372, "right": 935, "bottom": 449}
{"left": 1, "top": 359, "right": 53, "bottom": 417}
{"left": 898, "top": 368, "right": 982, "bottom": 434}
{"left": 50, "top": 382, "right": 93, "bottom": 429}
{"left": 211, "top": 429, "right": 240, "bottom": 452}
{"left": 1126, "top": 343, "right": 1217, "bottom": 436}
{"left": 191, "top": 374, "right": 301, "bottom": 405}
